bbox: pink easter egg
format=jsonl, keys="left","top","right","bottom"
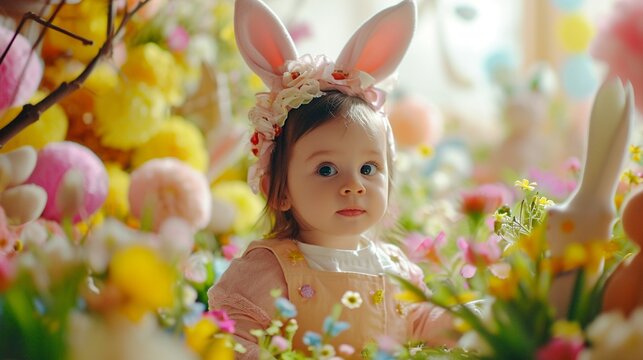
{"left": 622, "top": 187, "right": 643, "bottom": 246}
{"left": 0, "top": 26, "right": 44, "bottom": 112}
{"left": 25, "top": 141, "right": 108, "bottom": 223}
{"left": 387, "top": 96, "right": 444, "bottom": 148}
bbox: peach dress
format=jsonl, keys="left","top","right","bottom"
{"left": 208, "top": 239, "right": 453, "bottom": 359}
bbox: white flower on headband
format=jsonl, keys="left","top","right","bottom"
{"left": 246, "top": 54, "right": 386, "bottom": 193}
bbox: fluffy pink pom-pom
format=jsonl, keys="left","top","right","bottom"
{"left": 0, "top": 26, "right": 43, "bottom": 112}
{"left": 25, "top": 141, "right": 108, "bottom": 223}
{"left": 129, "top": 158, "right": 211, "bottom": 231}
{"left": 388, "top": 96, "right": 444, "bottom": 148}
{"left": 591, "top": 0, "right": 643, "bottom": 113}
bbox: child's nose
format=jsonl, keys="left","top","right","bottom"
{"left": 341, "top": 176, "right": 365, "bottom": 195}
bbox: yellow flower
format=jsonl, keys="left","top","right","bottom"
{"left": 211, "top": 181, "right": 264, "bottom": 235}
{"left": 94, "top": 81, "right": 168, "bottom": 150}
{"left": 621, "top": 169, "right": 642, "bottom": 185}
{"left": 552, "top": 240, "right": 610, "bottom": 275}
{"left": 552, "top": 320, "right": 583, "bottom": 341}
{"left": 102, "top": 163, "right": 131, "bottom": 218}
{"left": 122, "top": 43, "right": 185, "bottom": 105}
{"left": 110, "top": 245, "right": 176, "bottom": 322}
{"left": 0, "top": 91, "right": 68, "bottom": 152}
{"left": 488, "top": 273, "right": 518, "bottom": 300}
{"left": 630, "top": 144, "right": 641, "bottom": 162}
{"left": 185, "top": 317, "right": 219, "bottom": 354}
{"left": 417, "top": 144, "right": 433, "bottom": 158}
{"left": 132, "top": 116, "right": 208, "bottom": 172}
{"left": 203, "top": 335, "right": 234, "bottom": 360}
{"left": 537, "top": 196, "right": 555, "bottom": 208}
{"left": 514, "top": 178, "right": 537, "bottom": 191}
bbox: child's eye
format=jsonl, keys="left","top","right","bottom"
{"left": 317, "top": 164, "right": 338, "bottom": 177}
{"left": 360, "top": 163, "right": 378, "bottom": 176}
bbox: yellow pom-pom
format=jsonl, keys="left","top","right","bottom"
{"left": 132, "top": 116, "right": 208, "bottom": 172}
{"left": 211, "top": 180, "right": 264, "bottom": 235}
{"left": 94, "top": 81, "right": 168, "bottom": 150}
{"left": 110, "top": 245, "right": 175, "bottom": 321}
{"left": 43, "top": 0, "right": 108, "bottom": 62}
{"left": 0, "top": 91, "right": 68, "bottom": 152}
{"left": 121, "top": 43, "right": 185, "bottom": 105}
{"left": 103, "top": 163, "right": 131, "bottom": 218}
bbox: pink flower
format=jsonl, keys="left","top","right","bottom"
{"left": 563, "top": 157, "right": 581, "bottom": 174}
{"left": 457, "top": 235, "right": 506, "bottom": 278}
{"left": 270, "top": 336, "right": 289, "bottom": 352}
{"left": 129, "top": 158, "right": 211, "bottom": 231}
{"left": 528, "top": 168, "right": 576, "bottom": 200}
{"left": 460, "top": 183, "right": 512, "bottom": 216}
{"left": 591, "top": 0, "right": 643, "bottom": 113}
{"left": 403, "top": 231, "right": 446, "bottom": 264}
{"left": 205, "top": 309, "right": 235, "bottom": 334}
{"left": 221, "top": 243, "right": 239, "bottom": 260}
{"left": 536, "top": 338, "right": 584, "bottom": 360}
{"left": 166, "top": 26, "right": 190, "bottom": 52}
{"left": 338, "top": 344, "right": 355, "bottom": 356}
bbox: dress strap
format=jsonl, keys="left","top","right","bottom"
{"left": 245, "top": 239, "right": 309, "bottom": 271}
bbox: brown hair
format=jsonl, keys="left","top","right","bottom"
{"left": 262, "top": 91, "right": 395, "bottom": 240}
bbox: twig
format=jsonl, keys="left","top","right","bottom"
{"left": 0, "top": 0, "right": 150, "bottom": 148}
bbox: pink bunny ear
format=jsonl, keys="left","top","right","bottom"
{"left": 335, "top": 0, "right": 416, "bottom": 83}
{"left": 234, "top": 0, "right": 298, "bottom": 89}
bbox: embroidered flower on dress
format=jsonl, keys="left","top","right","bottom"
{"left": 288, "top": 250, "right": 305, "bottom": 265}
{"left": 246, "top": 54, "right": 386, "bottom": 193}
{"left": 341, "top": 291, "right": 363, "bottom": 309}
{"left": 299, "top": 284, "right": 315, "bottom": 298}
{"left": 371, "top": 289, "right": 385, "bottom": 305}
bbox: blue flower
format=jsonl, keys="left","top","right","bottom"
{"left": 374, "top": 350, "right": 396, "bottom": 360}
{"left": 322, "top": 316, "right": 350, "bottom": 337}
{"left": 182, "top": 301, "right": 206, "bottom": 326}
{"left": 302, "top": 331, "right": 322, "bottom": 348}
{"left": 274, "top": 297, "right": 297, "bottom": 318}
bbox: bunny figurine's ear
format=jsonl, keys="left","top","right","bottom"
{"left": 234, "top": 0, "right": 298, "bottom": 89}
{"left": 573, "top": 78, "right": 634, "bottom": 207}
{"left": 335, "top": 0, "right": 417, "bottom": 82}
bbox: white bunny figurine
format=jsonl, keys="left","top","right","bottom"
{"left": 547, "top": 78, "right": 634, "bottom": 316}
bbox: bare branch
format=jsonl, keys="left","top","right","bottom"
{"left": 0, "top": 0, "right": 150, "bottom": 148}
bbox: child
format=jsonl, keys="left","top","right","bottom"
{"left": 209, "top": 0, "right": 452, "bottom": 357}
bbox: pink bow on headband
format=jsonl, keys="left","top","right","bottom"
{"left": 234, "top": 0, "right": 417, "bottom": 193}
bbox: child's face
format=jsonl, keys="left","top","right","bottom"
{"left": 284, "top": 116, "right": 389, "bottom": 249}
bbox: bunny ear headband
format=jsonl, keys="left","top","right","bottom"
{"left": 234, "top": 0, "right": 417, "bottom": 193}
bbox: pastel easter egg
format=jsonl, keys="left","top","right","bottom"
{"left": 388, "top": 96, "right": 444, "bottom": 148}
{"left": 0, "top": 26, "right": 43, "bottom": 112}
{"left": 25, "top": 141, "right": 108, "bottom": 223}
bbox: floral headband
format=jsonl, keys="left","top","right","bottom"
{"left": 234, "top": 0, "right": 417, "bottom": 193}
